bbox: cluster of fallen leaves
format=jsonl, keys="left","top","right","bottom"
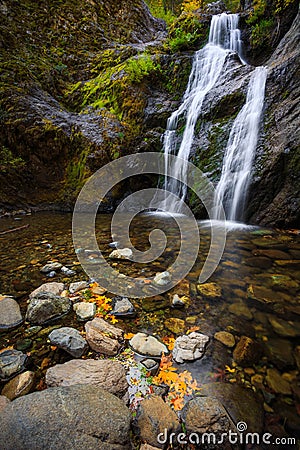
{"left": 85, "top": 282, "right": 118, "bottom": 324}
{"left": 152, "top": 354, "right": 200, "bottom": 411}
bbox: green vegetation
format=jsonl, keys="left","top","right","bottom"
{"left": 0, "top": 146, "right": 25, "bottom": 172}
{"left": 66, "top": 52, "right": 161, "bottom": 118}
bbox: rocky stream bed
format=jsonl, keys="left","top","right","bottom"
{"left": 0, "top": 211, "right": 299, "bottom": 449}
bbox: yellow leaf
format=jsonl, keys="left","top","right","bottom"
{"left": 225, "top": 365, "right": 236, "bottom": 373}
{"left": 124, "top": 333, "right": 135, "bottom": 340}
{"left": 186, "top": 326, "right": 200, "bottom": 334}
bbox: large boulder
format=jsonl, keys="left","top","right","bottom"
{"left": 26, "top": 292, "right": 71, "bottom": 325}
{"left": 45, "top": 359, "right": 128, "bottom": 398}
{"left": 0, "top": 385, "right": 131, "bottom": 450}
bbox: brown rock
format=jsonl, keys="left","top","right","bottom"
{"left": 182, "top": 396, "right": 235, "bottom": 435}
{"left": 233, "top": 336, "right": 262, "bottom": 366}
{"left": 0, "top": 395, "right": 10, "bottom": 412}
{"left": 197, "top": 282, "right": 222, "bottom": 298}
{"left": 1, "top": 371, "right": 35, "bottom": 400}
{"left": 85, "top": 317, "right": 123, "bottom": 356}
{"left": 134, "top": 395, "right": 181, "bottom": 448}
{"left": 266, "top": 368, "right": 292, "bottom": 395}
{"left": 164, "top": 318, "right": 185, "bottom": 334}
{"left": 214, "top": 331, "right": 235, "bottom": 347}
{"left": 45, "top": 359, "right": 128, "bottom": 398}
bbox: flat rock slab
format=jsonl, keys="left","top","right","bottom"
{"left": 69, "top": 281, "right": 89, "bottom": 294}
{"left": 29, "top": 282, "right": 65, "bottom": 298}
{"left": 0, "top": 385, "right": 131, "bottom": 450}
{"left": 45, "top": 359, "right": 128, "bottom": 398}
{"left": 0, "top": 297, "right": 23, "bottom": 331}
{"left": 48, "top": 327, "right": 88, "bottom": 358}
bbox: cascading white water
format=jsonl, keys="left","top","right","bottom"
{"left": 214, "top": 66, "right": 268, "bottom": 221}
{"left": 158, "top": 13, "right": 245, "bottom": 213}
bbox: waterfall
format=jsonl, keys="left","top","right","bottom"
{"left": 157, "top": 13, "right": 245, "bottom": 213}
{"left": 214, "top": 66, "right": 268, "bottom": 221}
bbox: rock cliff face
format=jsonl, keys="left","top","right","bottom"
{"left": 247, "top": 8, "right": 300, "bottom": 227}
{"left": 0, "top": 0, "right": 299, "bottom": 227}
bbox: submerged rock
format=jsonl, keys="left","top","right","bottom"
{"left": 197, "top": 282, "right": 222, "bottom": 298}
{"left": 182, "top": 396, "right": 235, "bottom": 436}
{"left": 153, "top": 271, "right": 171, "bottom": 286}
{"left": 173, "top": 332, "right": 209, "bottom": 363}
{"left": 214, "top": 331, "right": 235, "bottom": 347}
{"left": 0, "top": 296, "right": 23, "bottom": 331}
{"left": 0, "top": 385, "right": 131, "bottom": 450}
{"left": 129, "top": 333, "right": 168, "bottom": 357}
{"left": 48, "top": 327, "right": 88, "bottom": 358}
{"left": 0, "top": 350, "right": 27, "bottom": 381}
{"left": 85, "top": 317, "right": 123, "bottom": 356}
{"left": 26, "top": 292, "right": 71, "bottom": 325}
{"left": 268, "top": 316, "right": 300, "bottom": 337}
{"left": 264, "top": 337, "right": 294, "bottom": 369}
{"left": 1, "top": 371, "right": 35, "bottom": 400}
{"left": 266, "top": 368, "right": 292, "bottom": 395}
{"left": 73, "top": 302, "right": 96, "bottom": 321}
{"left": 200, "top": 382, "right": 264, "bottom": 433}
{"left": 164, "top": 318, "right": 185, "bottom": 334}
{"left": 228, "top": 302, "right": 253, "bottom": 320}
{"left": 40, "top": 262, "right": 62, "bottom": 273}
{"left": 109, "top": 248, "right": 133, "bottom": 260}
{"left": 233, "top": 336, "right": 262, "bottom": 366}
{"left": 60, "top": 266, "right": 76, "bottom": 276}
{"left": 45, "top": 359, "right": 128, "bottom": 398}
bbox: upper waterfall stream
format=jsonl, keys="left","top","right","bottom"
{"left": 158, "top": 12, "right": 267, "bottom": 223}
